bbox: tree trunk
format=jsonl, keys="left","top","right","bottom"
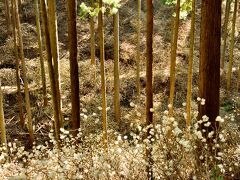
{"left": 40, "top": 0, "right": 61, "bottom": 141}
{"left": 67, "top": 0, "right": 80, "bottom": 136}
{"left": 221, "top": 0, "right": 231, "bottom": 69}
{"left": 11, "top": 0, "right": 24, "bottom": 127}
{"left": 168, "top": 0, "right": 180, "bottom": 117}
{"left": 34, "top": 0, "right": 48, "bottom": 107}
{"left": 98, "top": 0, "right": 108, "bottom": 150}
{"left": 136, "top": 0, "right": 141, "bottom": 96}
{"left": 186, "top": 0, "right": 196, "bottom": 128}
{"left": 199, "top": 0, "right": 221, "bottom": 133}
{"left": 0, "top": 81, "right": 7, "bottom": 147}
{"left": 146, "top": 0, "right": 153, "bottom": 179}
{"left": 90, "top": 0, "right": 96, "bottom": 83}
{"left": 90, "top": 16, "right": 96, "bottom": 83}
{"left": 47, "top": 0, "right": 63, "bottom": 127}
{"left": 113, "top": 11, "right": 121, "bottom": 126}
{"left": 227, "top": 0, "right": 238, "bottom": 92}
{"left": 14, "top": 0, "right": 34, "bottom": 145}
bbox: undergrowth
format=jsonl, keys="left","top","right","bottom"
{"left": 0, "top": 104, "right": 239, "bottom": 180}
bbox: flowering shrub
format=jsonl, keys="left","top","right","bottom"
{"left": 0, "top": 104, "right": 239, "bottom": 180}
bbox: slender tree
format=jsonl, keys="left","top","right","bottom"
{"left": 90, "top": 0, "right": 96, "bottom": 83}
{"left": 40, "top": 0, "right": 61, "bottom": 141}
{"left": 90, "top": 16, "right": 96, "bottom": 81}
{"left": 186, "top": 0, "right": 196, "bottom": 128}
{"left": 146, "top": 0, "right": 153, "bottom": 179}
{"left": 198, "top": 0, "right": 221, "bottom": 133}
{"left": 47, "top": 0, "right": 63, "bottom": 127}
{"left": 0, "top": 81, "right": 7, "bottom": 147}
{"left": 227, "top": 0, "right": 238, "bottom": 92}
{"left": 221, "top": 0, "right": 231, "bottom": 69}
{"left": 168, "top": 0, "right": 180, "bottom": 117}
{"left": 11, "top": 0, "right": 24, "bottom": 127}
{"left": 90, "top": 16, "right": 95, "bottom": 66}
{"left": 67, "top": 0, "right": 80, "bottom": 136}
{"left": 14, "top": 0, "right": 34, "bottom": 145}
{"left": 113, "top": 11, "right": 121, "bottom": 125}
{"left": 136, "top": 0, "right": 141, "bottom": 96}
{"left": 34, "top": 0, "right": 48, "bottom": 107}
{"left": 98, "top": 0, "right": 108, "bottom": 150}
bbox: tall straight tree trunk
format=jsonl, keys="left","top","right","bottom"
{"left": 0, "top": 81, "right": 7, "bottom": 147}
{"left": 14, "top": 0, "right": 34, "bottom": 145}
{"left": 113, "top": 11, "right": 121, "bottom": 125}
{"left": 47, "top": 0, "right": 63, "bottom": 127}
{"left": 4, "top": 0, "right": 11, "bottom": 34}
{"left": 67, "top": 0, "right": 80, "bottom": 136}
{"left": 136, "top": 0, "right": 141, "bottom": 96}
{"left": 90, "top": 0, "right": 96, "bottom": 83}
{"left": 34, "top": 0, "right": 47, "bottom": 107}
{"left": 168, "top": 0, "right": 180, "bottom": 117}
{"left": 199, "top": 0, "right": 221, "bottom": 132}
{"left": 90, "top": 15, "right": 96, "bottom": 82}
{"left": 221, "top": 0, "right": 231, "bottom": 69}
{"left": 146, "top": 0, "right": 153, "bottom": 179}
{"left": 90, "top": 15, "right": 95, "bottom": 65}
{"left": 98, "top": 0, "right": 108, "bottom": 150}
{"left": 40, "top": 0, "right": 61, "bottom": 141}
{"left": 227, "top": 0, "right": 238, "bottom": 92}
{"left": 186, "top": 0, "right": 196, "bottom": 128}
{"left": 11, "top": 0, "right": 24, "bottom": 127}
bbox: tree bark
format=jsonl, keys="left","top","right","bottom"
{"left": 35, "top": 0, "right": 48, "bottom": 107}
{"left": 47, "top": 0, "right": 63, "bottom": 127}
{"left": 0, "top": 81, "right": 7, "bottom": 147}
{"left": 227, "top": 0, "right": 238, "bottom": 92}
{"left": 90, "top": 16, "right": 96, "bottom": 83}
{"left": 146, "top": 0, "right": 153, "bottom": 179}
{"left": 136, "top": 0, "right": 141, "bottom": 96}
{"left": 199, "top": 0, "right": 221, "bottom": 131}
{"left": 90, "top": 0, "right": 96, "bottom": 84}
{"left": 221, "top": 0, "right": 231, "bottom": 69}
{"left": 186, "top": 0, "right": 196, "bottom": 128}
{"left": 98, "top": 0, "right": 108, "bottom": 150}
{"left": 113, "top": 11, "right": 121, "bottom": 126}
{"left": 40, "top": 0, "right": 61, "bottom": 141}
{"left": 168, "top": 0, "right": 180, "bottom": 117}
{"left": 67, "top": 0, "right": 80, "bottom": 136}
{"left": 14, "top": 0, "right": 34, "bottom": 145}
{"left": 11, "top": 0, "right": 24, "bottom": 127}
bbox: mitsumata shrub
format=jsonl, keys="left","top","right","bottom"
{"left": 0, "top": 104, "right": 239, "bottom": 179}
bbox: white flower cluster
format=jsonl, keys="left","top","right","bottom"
{"left": 216, "top": 116, "right": 224, "bottom": 123}
{"left": 0, "top": 107, "right": 238, "bottom": 179}
{"left": 197, "top": 97, "right": 206, "bottom": 105}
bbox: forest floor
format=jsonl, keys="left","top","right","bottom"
{"left": 0, "top": 0, "right": 239, "bottom": 148}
